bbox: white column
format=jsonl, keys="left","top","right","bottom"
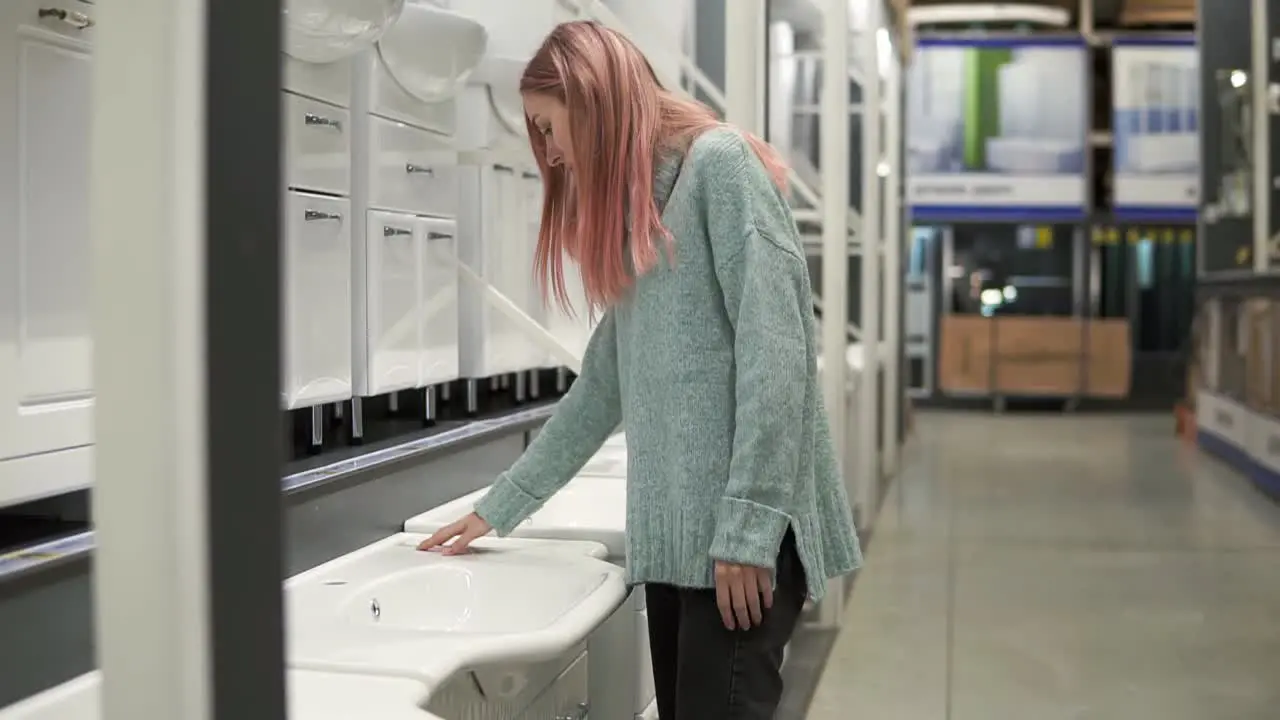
{"left": 1253, "top": 0, "right": 1270, "bottom": 272}
{"left": 817, "top": 0, "right": 851, "bottom": 629}
{"left": 881, "top": 35, "right": 902, "bottom": 476}
{"left": 767, "top": 22, "right": 797, "bottom": 151}
{"left": 724, "top": 0, "right": 766, "bottom": 131}
{"left": 91, "top": 0, "right": 211, "bottom": 718}
{"left": 857, "top": 0, "right": 883, "bottom": 529}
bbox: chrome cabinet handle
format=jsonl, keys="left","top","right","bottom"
{"left": 304, "top": 209, "right": 343, "bottom": 222}
{"left": 38, "top": 7, "right": 93, "bottom": 29}
{"left": 405, "top": 163, "right": 434, "bottom": 176}
{"left": 426, "top": 231, "right": 453, "bottom": 241}
{"left": 304, "top": 113, "right": 343, "bottom": 131}
{"left": 493, "top": 164, "right": 515, "bottom": 173}
{"left": 383, "top": 226, "right": 412, "bottom": 237}
{"left": 521, "top": 171, "right": 540, "bottom": 180}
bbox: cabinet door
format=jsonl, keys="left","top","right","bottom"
{"left": 418, "top": 217, "right": 460, "bottom": 386}
{"left": 364, "top": 210, "right": 420, "bottom": 395}
{"left": 0, "top": 2, "right": 95, "bottom": 472}
{"left": 283, "top": 193, "right": 353, "bottom": 409}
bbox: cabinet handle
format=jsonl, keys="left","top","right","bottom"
{"left": 38, "top": 7, "right": 93, "bottom": 29}
{"left": 304, "top": 209, "right": 343, "bottom": 222}
{"left": 493, "top": 164, "right": 515, "bottom": 173}
{"left": 426, "top": 231, "right": 453, "bottom": 241}
{"left": 383, "top": 226, "right": 412, "bottom": 237}
{"left": 521, "top": 171, "right": 540, "bottom": 180}
{"left": 304, "top": 113, "right": 343, "bottom": 131}
{"left": 405, "top": 163, "right": 434, "bottom": 176}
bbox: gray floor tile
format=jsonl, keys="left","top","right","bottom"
{"left": 806, "top": 413, "right": 1280, "bottom": 720}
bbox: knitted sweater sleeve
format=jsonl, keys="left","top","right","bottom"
{"left": 700, "top": 134, "right": 813, "bottom": 570}
{"left": 472, "top": 312, "right": 622, "bottom": 535}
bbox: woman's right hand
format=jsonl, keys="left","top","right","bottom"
{"left": 415, "top": 512, "right": 493, "bottom": 555}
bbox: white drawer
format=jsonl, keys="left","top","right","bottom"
{"left": 282, "top": 92, "right": 350, "bottom": 195}
{"left": 282, "top": 192, "right": 354, "bottom": 408}
{"left": 283, "top": 54, "right": 352, "bottom": 107}
{"left": 368, "top": 116, "right": 458, "bottom": 217}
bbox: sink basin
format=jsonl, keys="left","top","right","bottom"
{"left": 286, "top": 535, "right": 625, "bottom": 681}
{"left": 377, "top": 2, "right": 488, "bottom": 103}
{"left": 333, "top": 560, "right": 605, "bottom": 634}
{"left": 578, "top": 449, "right": 626, "bottom": 477}
{"left": 471, "top": 55, "right": 529, "bottom": 137}
{"left": 0, "top": 669, "right": 440, "bottom": 720}
{"left": 284, "top": 0, "right": 405, "bottom": 64}
{"left": 404, "top": 475, "right": 629, "bottom": 558}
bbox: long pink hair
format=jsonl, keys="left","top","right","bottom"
{"left": 521, "top": 20, "right": 789, "bottom": 313}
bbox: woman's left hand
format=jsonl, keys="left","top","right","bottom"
{"left": 713, "top": 560, "right": 774, "bottom": 630}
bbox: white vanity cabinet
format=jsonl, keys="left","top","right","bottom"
{"left": 457, "top": 163, "right": 545, "bottom": 378}
{"left": 279, "top": 56, "right": 359, "bottom": 411}
{"left": 283, "top": 193, "right": 354, "bottom": 410}
{"left": 0, "top": 0, "right": 96, "bottom": 506}
{"left": 353, "top": 212, "right": 459, "bottom": 397}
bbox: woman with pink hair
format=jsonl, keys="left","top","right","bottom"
{"left": 419, "top": 20, "right": 861, "bottom": 718}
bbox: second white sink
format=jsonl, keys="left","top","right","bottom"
{"left": 404, "top": 475, "right": 628, "bottom": 558}
{"left": 286, "top": 535, "right": 625, "bottom": 682}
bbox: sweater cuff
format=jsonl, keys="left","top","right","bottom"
{"left": 708, "top": 497, "right": 791, "bottom": 570}
{"left": 473, "top": 473, "right": 542, "bottom": 536}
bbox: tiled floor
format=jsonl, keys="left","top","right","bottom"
{"left": 807, "top": 412, "right": 1280, "bottom": 720}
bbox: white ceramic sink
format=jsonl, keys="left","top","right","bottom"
{"left": 286, "top": 535, "right": 625, "bottom": 681}
{"left": 0, "top": 669, "right": 441, "bottom": 720}
{"left": 404, "top": 475, "right": 629, "bottom": 558}
{"left": 377, "top": 2, "right": 488, "bottom": 103}
{"left": 284, "top": 0, "right": 405, "bottom": 64}
{"left": 576, "top": 452, "right": 626, "bottom": 478}
{"left": 471, "top": 55, "right": 529, "bottom": 137}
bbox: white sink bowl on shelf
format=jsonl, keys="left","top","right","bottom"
{"left": 404, "top": 475, "right": 628, "bottom": 558}
{"left": 0, "top": 669, "right": 441, "bottom": 720}
{"left": 284, "top": 0, "right": 406, "bottom": 64}
{"left": 285, "top": 535, "right": 625, "bottom": 681}
{"left": 377, "top": 2, "right": 489, "bottom": 103}
{"left": 470, "top": 55, "right": 530, "bottom": 138}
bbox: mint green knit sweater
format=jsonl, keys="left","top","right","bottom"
{"left": 474, "top": 127, "right": 862, "bottom": 601}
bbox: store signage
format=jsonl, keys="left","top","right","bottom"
{"left": 1247, "top": 412, "right": 1280, "bottom": 474}
{"left": 906, "top": 37, "right": 1088, "bottom": 217}
{"left": 1197, "top": 391, "right": 1248, "bottom": 449}
{"left": 1110, "top": 38, "right": 1200, "bottom": 217}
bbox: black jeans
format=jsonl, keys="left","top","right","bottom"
{"left": 644, "top": 530, "right": 807, "bottom": 720}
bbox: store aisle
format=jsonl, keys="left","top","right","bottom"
{"left": 807, "top": 413, "right": 1280, "bottom": 720}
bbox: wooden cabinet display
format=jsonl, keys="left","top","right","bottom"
{"left": 940, "top": 315, "right": 1136, "bottom": 399}
{"left": 939, "top": 316, "right": 993, "bottom": 393}
{"left": 994, "top": 317, "right": 1084, "bottom": 395}
{"left": 1085, "top": 318, "right": 1133, "bottom": 398}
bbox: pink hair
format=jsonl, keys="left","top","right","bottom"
{"left": 521, "top": 20, "right": 789, "bottom": 313}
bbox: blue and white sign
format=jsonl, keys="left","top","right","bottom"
{"left": 1112, "top": 38, "right": 1199, "bottom": 219}
{"left": 906, "top": 38, "right": 1089, "bottom": 219}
